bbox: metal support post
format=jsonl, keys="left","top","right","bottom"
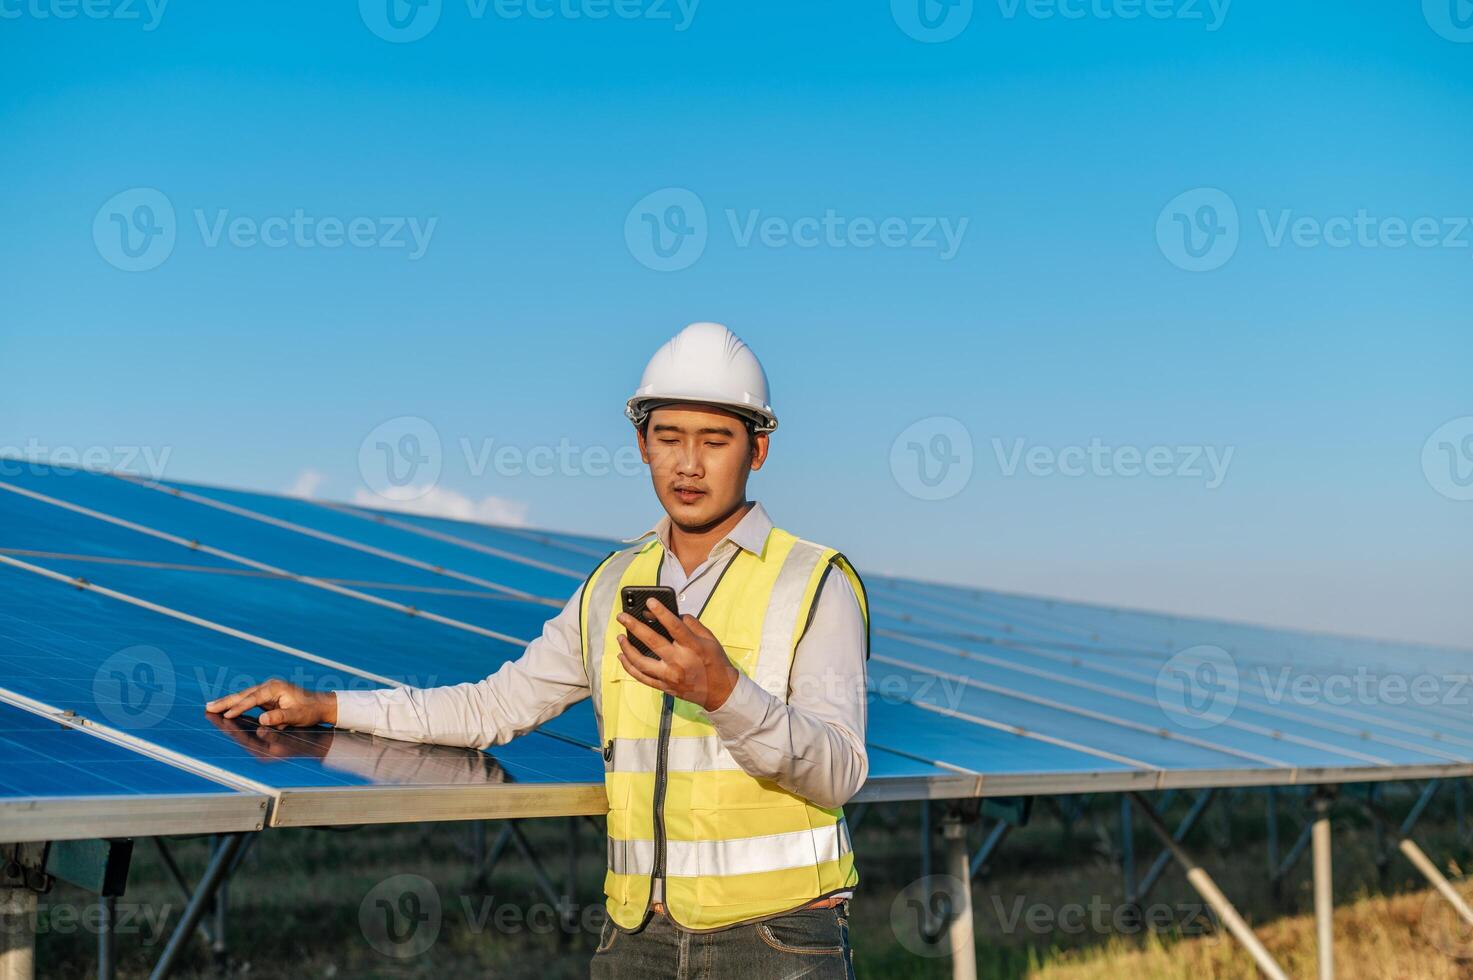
{"left": 1359, "top": 797, "right": 1473, "bottom": 934}
{"left": 1, "top": 843, "right": 49, "bottom": 980}
{"left": 1311, "top": 793, "right": 1333, "bottom": 980}
{"left": 98, "top": 896, "right": 116, "bottom": 980}
{"left": 1130, "top": 789, "right": 1216, "bottom": 905}
{"left": 1120, "top": 796, "right": 1135, "bottom": 900}
{"left": 941, "top": 814, "right": 976, "bottom": 980}
{"left": 1266, "top": 787, "right": 1280, "bottom": 878}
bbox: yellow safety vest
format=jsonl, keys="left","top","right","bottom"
{"left": 579, "top": 525, "right": 868, "bottom": 932}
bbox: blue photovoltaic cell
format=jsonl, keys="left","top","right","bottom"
{"left": 873, "top": 580, "right": 1473, "bottom": 750}
{"left": 155, "top": 480, "right": 587, "bottom": 598}
{"left": 876, "top": 626, "right": 1463, "bottom": 767}
{"left": 0, "top": 699, "right": 238, "bottom": 799}
{"left": 874, "top": 617, "right": 1473, "bottom": 762}
{"left": 865, "top": 653, "right": 1261, "bottom": 771}
{"left": 0, "top": 560, "right": 599, "bottom": 789}
{"left": 0, "top": 467, "right": 572, "bottom": 604}
{"left": 867, "top": 699, "right": 1134, "bottom": 775}
{"left": 330, "top": 501, "right": 617, "bottom": 575}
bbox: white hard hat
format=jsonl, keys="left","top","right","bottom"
{"left": 625, "top": 322, "right": 778, "bottom": 433}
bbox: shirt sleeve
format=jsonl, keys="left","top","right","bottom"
{"left": 330, "top": 584, "right": 592, "bottom": 749}
{"left": 704, "top": 565, "right": 869, "bottom": 810}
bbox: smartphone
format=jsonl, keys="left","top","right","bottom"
{"left": 620, "top": 585, "right": 679, "bottom": 658}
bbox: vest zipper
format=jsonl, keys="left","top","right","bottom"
{"left": 650, "top": 692, "right": 675, "bottom": 885}
{"left": 643, "top": 544, "right": 740, "bottom": 921}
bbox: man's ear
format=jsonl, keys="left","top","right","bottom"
{"left": 635, "top": 424, "right": 651, "bottom": 464}
{"left": 749, "top": 431, "right": 770, "bottom": 472}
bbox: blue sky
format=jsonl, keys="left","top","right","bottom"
{"left": 2, "top": 1, "right": 1470, "bottom": 648}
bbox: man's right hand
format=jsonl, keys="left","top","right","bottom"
{"left": 205, "top": 679, "right": 338, "bottom": 729}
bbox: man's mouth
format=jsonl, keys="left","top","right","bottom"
{"left": 672, "top": 485, "right": 706, "bottom": 504}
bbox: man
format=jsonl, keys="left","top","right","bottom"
{"left": 206, "top": 322, "right": 871, "bottom": 978}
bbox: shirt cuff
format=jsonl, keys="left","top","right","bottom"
{"left": 332, "top": 689, "right": 385, "bottom": 735}
{"left": 705, "top": 673, "right": 777, "bottom": 740}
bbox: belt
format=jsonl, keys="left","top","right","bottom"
{"left": 651, "top": 895, "right": 846, "bottom": 917}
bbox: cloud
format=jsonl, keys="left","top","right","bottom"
{"left": 286, "top": 468, "right": 326, "bottom": 498}
{"left": 350, "top": 484, "right": 531, "bottom": 527}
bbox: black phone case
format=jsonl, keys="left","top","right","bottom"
{"left": 621, "top": 586, "right": 678, "bottom": 658}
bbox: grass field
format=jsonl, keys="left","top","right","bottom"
{"left": 29, "top": 789, "right": 1473, "bottom": 978}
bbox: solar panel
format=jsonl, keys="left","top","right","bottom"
{"left": 0, "top": 695, "right": 268, "bottom": 842}
{"left": 4, "top": 460, "right": 1472, "bottom": 842}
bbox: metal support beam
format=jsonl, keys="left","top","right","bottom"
{"left": 149, "top": 834, "right": 251, "bottom": 980}
{"left": 1359, "top": 797, "right": 1473, "bottom": 935}
{"left": 1311, "top": 793, "right": 1333, "bottom": 980}
{"left": 508, "top": 823, "right": 576, "bottom": 931}
{"left": 1128, "top": 794, "right": 1290, "bottom": 980}
{"left": 941, "top": 814, "right": 976, "bottom": 980}
{"left": 1129, "top": 789, "right": 1216, "bottom": 906}
{"left": 968, "top": 820, "right": 1011, "bottom": 881}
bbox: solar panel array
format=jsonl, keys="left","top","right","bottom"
{"left": 3, "top": 463, "right": 1471, "bottom": 843}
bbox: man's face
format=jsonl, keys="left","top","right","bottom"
{"left": 637, "top": 403, "right": 768, "bottom": 530}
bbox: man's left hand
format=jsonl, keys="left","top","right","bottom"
{"left": 616, "top": 599, "right": 741, "bottom": 712}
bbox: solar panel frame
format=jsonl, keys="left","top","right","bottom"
{"left": 0, "top": 690, "right": 269, "bottom": 843}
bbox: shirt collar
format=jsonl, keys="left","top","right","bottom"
{"left": 622, "top": 501, "right": 773, "bottom": 558}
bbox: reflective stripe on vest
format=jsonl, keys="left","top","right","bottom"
{"left": 608, "top": 820, "right": 852, "bottom": 878}
{"left": 583, "top": 524, "right": 866, "bottom": 932}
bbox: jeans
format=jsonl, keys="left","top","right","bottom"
{"left": 590, "top": 903, "right": 856, "bottom": 979}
